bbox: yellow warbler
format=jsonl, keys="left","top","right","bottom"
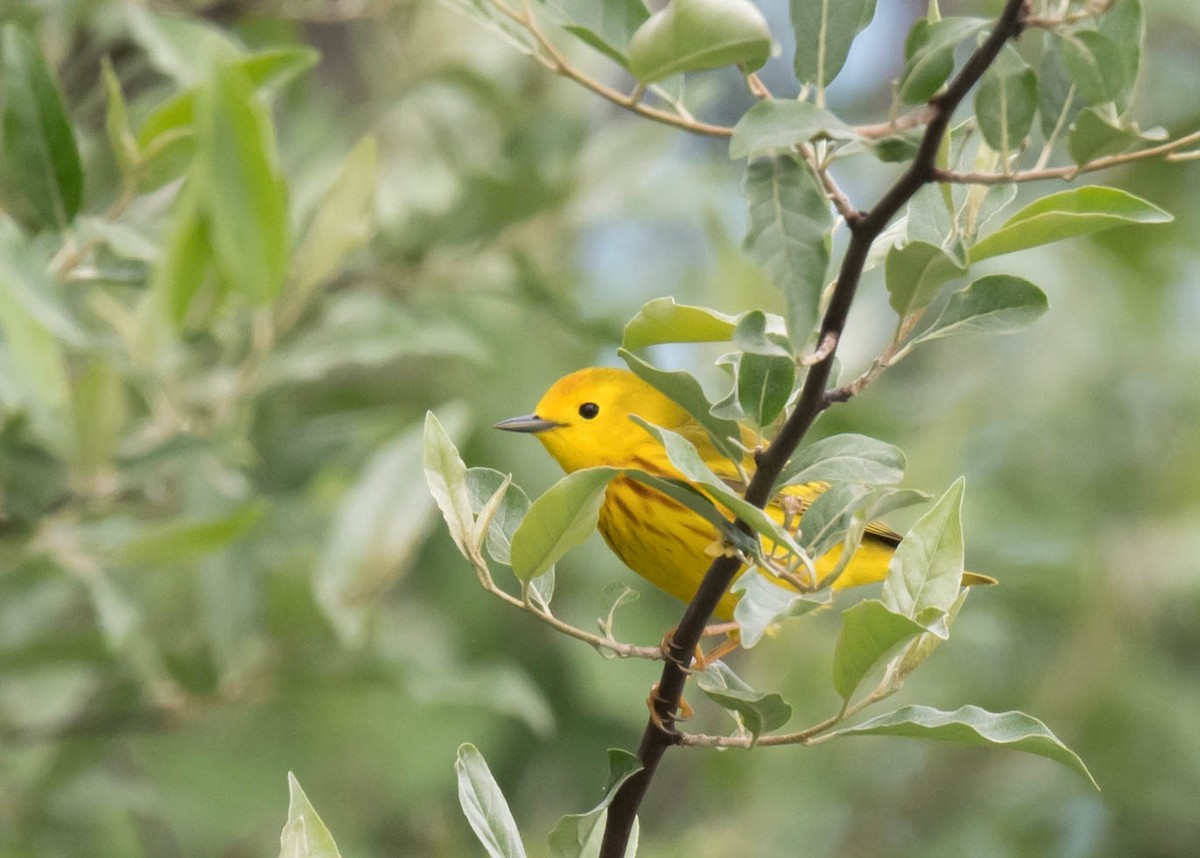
{"left": 496, "top": 368, "right": 967, "bottom": 620}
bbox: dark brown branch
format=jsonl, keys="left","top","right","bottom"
{"left": 599, "top": 2, "right": 1030, "bottom": 855}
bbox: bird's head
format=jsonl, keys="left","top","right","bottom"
{"left": 495, "top": 367, "right": 689, "bottom": 473}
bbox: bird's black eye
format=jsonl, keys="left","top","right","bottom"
{"left": 578, "top": 402, "right": 600, "bottom": 420}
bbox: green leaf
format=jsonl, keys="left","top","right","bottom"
{"left": 1067, "top": 107, "right": 1166, "bottom": 165}
{"left": 1098, "top": 0, "right": 1144, "bottom": 94}
{"left": 118, "top": 502, "right": 266, "bottom": 567}
{"left": 101, "top": 57, "right": 137, "bottom": 181}
{"left": 1, "top": 24, "right": 84, "bottom": 229}
{"left": 541, "top": 0, "right": 649, "bottom": 66}
{"left": 292, "top": 135, "right": 378, "bottom": 298}
{"left": 832, "top": 599, "right": 925, "bottom": 701}
{"left": 969, "top": 186, "right": 1172, "bottom": 262}
{"left": 631, "top": 418, "right": 808, "bottom": 562}
{"left": 884, "top": 240, "right": 966, "bottom": 320}
{"left": 455, "top": 744, "right": 528, "bottom": 858}
{"left": 0, "top": 239, "right": 71, "bottom": 449}
{"left": 731, "top": 569, "right": 828, "bottom": 648}
{"left": 621, "top": 297, "right": 739, "bottom": 349}
{"left": 742, "top": 155, "right": 833, "bottom": 350}
{"left": 1060, "top": 29, "right": 1126, "bottom": 106}
{"left": 153, "top": 179, "right": 219, "bottom": 328}
{"left": 908, "top": 274, "right": 1048, "bottom": 347}
{"left": 627, "top": 0, "right": 772, "bottom": 83}
{"left": 881, "top": 477, "right": 964, "bottom": 635}
{"left": 905, "top": 185, "right": 956, "bottom": 249}
{"left": 510, "top": 467, "right": 618, "bottom": 581}
{"left": 125, "top": 4, "right": 243, "bottom": 85}
{"left": 736, "top": 352, "right": 795, "bottom": 428}
{"left": 423, "top": 410, "right": 476, "bottom": 560}
{"left": 618, "top": 348, "right": 741, "bottom": 457}
{"left": 1037, "top": 39, "right": 1080, "bottom": 139}
{"left": 897, "top": 18, "right": 988, "bottom": 104}
{"left": 135, "top": 47, "right": 318, "bottom": 191}
{"left": 729, "top": 100, "right": 857, "bottom": 160}
{"left": 778, "top": 433, "right": 906, "bottom": 488}
{"left": 791, "top": 0, "right": 878, "bottom": 91}
{"left": 973, "top": 45, "right": 1037, "bottom": 154}
{"left": 696, "top": 661, "right": 792, "bottom": 743}
{"left": 279, "top": 773, "right": 344, "bottom": 858}
{"left": 197, "top": 61, "right": 289, "bottom": 304}
{"left": 732, "top": 310, "right": 792, "bottom": 356}
{"left": 71, "top": 357, "right": 127, "bottom": 475}
{"left": 547, "top": 749, "right": 642, "bottom": 857}
{"left": 830, "top": 705, "right": 1099, "bottom": 789}
{"left": 318, "top": 420, "right": 448, "bottom": 646}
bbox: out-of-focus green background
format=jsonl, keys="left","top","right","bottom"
{"left": 1, "top": 1, "right": 1198, "bottom": 855}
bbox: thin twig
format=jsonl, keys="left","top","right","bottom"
{"left": 599, "top": 3, "right": 1032, "bottom": 855}
{"left": 486, "top": 0, "right": 733, "bottom": 138}
{"left": 471, "top": 558, "right": 663, "bottom": 659}
{"left": 936, "top": 129, "right": 1200, "bottom": 184}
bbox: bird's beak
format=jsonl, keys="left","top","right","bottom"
{"left": 494, "top": 413, "right": 562, "bottom": 433}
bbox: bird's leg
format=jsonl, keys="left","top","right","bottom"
{"left": 660, "top": 622, "right": 742, "bottom": 673}
{"left": 690, "top": 633, "right": 742, "bottom": 671}
{"left": 646, "top": 682, "right": 692, "bottom": 737}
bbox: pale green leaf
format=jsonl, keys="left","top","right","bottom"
{"left": 880, "top": 477, "right": 964, "bottom": 635}
{"left": 455, "top": 745, "right": 528, "bottom": 858}
{"left": 696, "top": 661, "right": 792, "bottom": 742}
{"left": 778, "top": 433, "right": 906, "bottom": 488}
{"left": 830, "top": 705, "right": 1098, "bottom": 788}
{"left": 279, "top": 773, "right": 343, "bottom": 858}
{"left": 798, "top": 482, "right": 871, "bottom": 558}
{"left": 731, "top": 569, "right": 828, "bottom": 648}
{"left": 423, "top": 410, "right": 476, "bottom": 559}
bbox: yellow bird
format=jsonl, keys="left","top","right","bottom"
{"left": 496, "top": 367, "right": 933, "bottom": 621}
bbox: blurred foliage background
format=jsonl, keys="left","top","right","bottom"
{"left": 0, "top": 0, "right": 1197, "bottom": 855}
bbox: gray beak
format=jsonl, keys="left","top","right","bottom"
{"left": 494, "top": 413, "right": 562, "bottom": 433}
